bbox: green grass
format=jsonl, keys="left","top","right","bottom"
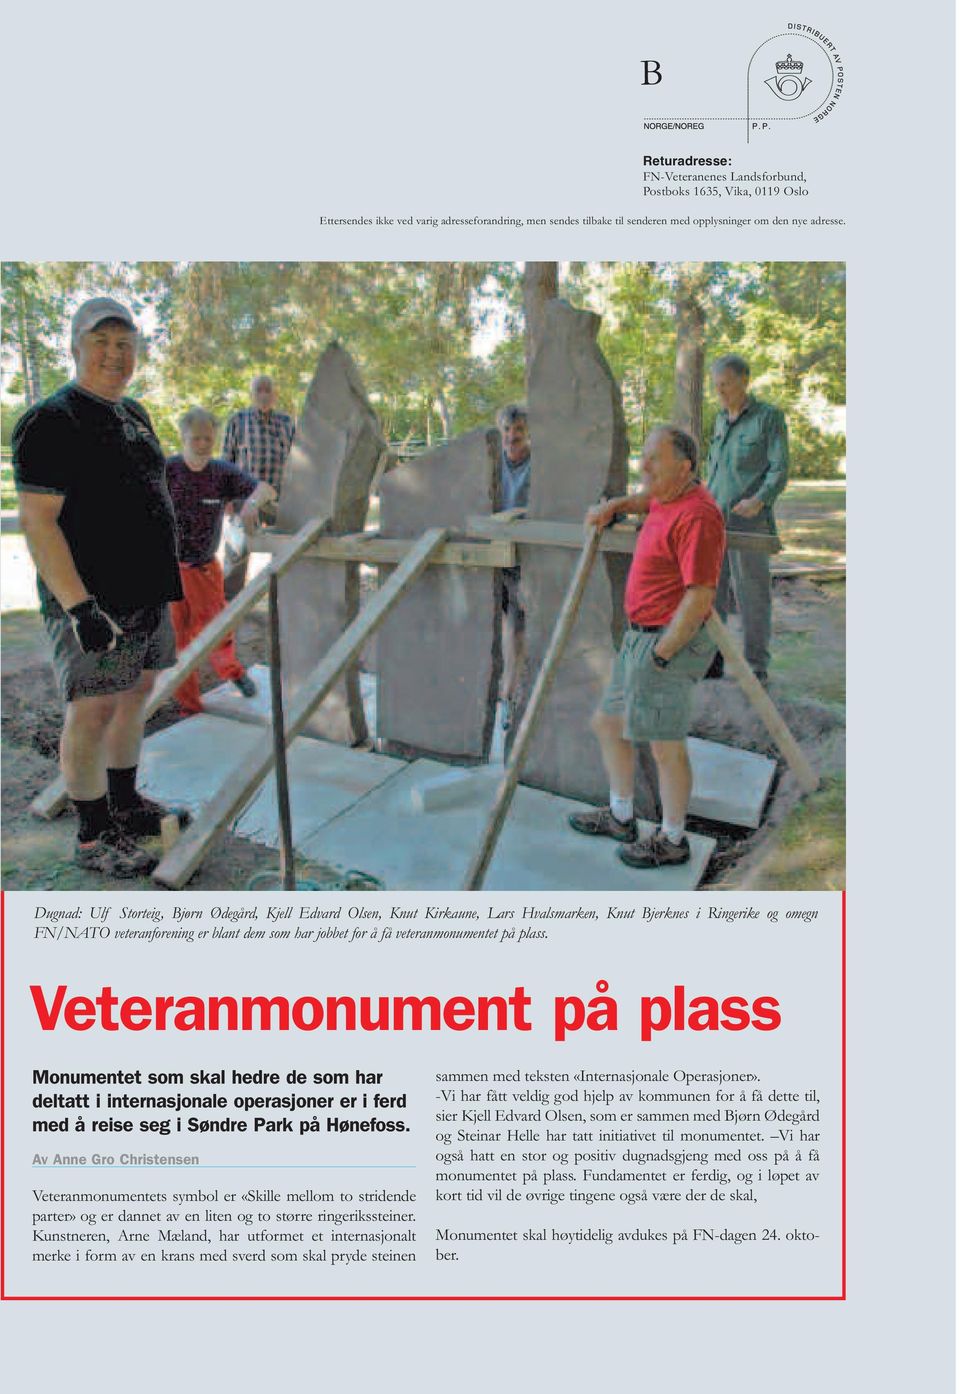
{"left": 746, "top": 775, "right": 845, "bottom": 891}
{"left": 776, "top": 481, "right": 846, "bottom": 567}
{"left": 1, "top": 464, "right": 16, "bottom": 511}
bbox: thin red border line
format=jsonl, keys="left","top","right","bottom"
{"left": 841, "top": 888, "right": 847, "bottom": 1299}
{"left": 0, "top": 887, "right": 847, "bottom": 1303}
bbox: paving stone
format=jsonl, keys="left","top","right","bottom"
{"left": 138, "top": 714, "right": 404, "bottom": 847}
{"left": 202, "top": 665, "right": 379, "bottom": 738}
{"left": 276, "top": 343, "right": 387, "bottom": 743}
{"left": 300, "top": 758, "right": 713, "bottom": 891}
{"left": 519, "top": 299, "right": 630, "bottom": 802}
{"left": 377, "top": 428, "right": 501, "bottom": 760}
{"left": 688, "top": 737, "right": 776, "bottom": 829}
{"left": 138, "top": 716, "right": 266, "bottom": 820}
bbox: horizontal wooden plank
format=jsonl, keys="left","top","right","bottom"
{"left": 257, "top": 532, "right": 515, "bottom": 567}
{"left": 464, "top": 515, "right": 782, "bottom": 556}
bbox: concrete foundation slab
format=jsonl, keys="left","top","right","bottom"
{"left": 688, "top": 737, "right": 776, "bottom": 829}
{"left": 300, "top": 757, "right": 714, "bottom": 890}
{"left": 138, "top": 714, "right": 404, "bottom": 847}
{"left": 138, "top": 716, "right": 266, "bottom": 819}
{"left": 202, "top": 666, "right": 379, "bottom": 737}
{"left": 234, "top": 742, "right": 405, "bottom": 849}
{"left": 201, "top": 664, "right": 273, "bottom": 725}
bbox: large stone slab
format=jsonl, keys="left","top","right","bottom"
{"left": 377, "top": 429, "right": 501, "bottom": 760}
{"left": 299, "top": 757, "right": 713, "bottom": 891}
{"left": 138, "top": 716, "right": 267, "bottom": 820}
{"left": 233, "top": 742, "right": 404, "bottom": 849}
{"left": 519, "top": 299, "right": 629, "bottom": 802}
{"left": 276, "top": 343, "right": 386, "bottom": 744}
{"left": 138, "top": 715, "right": 404, "bottom": 847}
{"left": 688, "top": 737, "right": 776, "bottom": 829}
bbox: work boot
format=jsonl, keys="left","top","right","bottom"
{"left": 111, "top": 794, "right": 192, "bottom": 838}
{"left": 75, "top": 828, "right": 158, "bottom": 878}
{"left": 233, "top": 672, "right": 257, "bottom": 698}
{"left": 568, "top": 806, "right": 638, "bottom": 843}
{"left": 704, "top": 651, "right": 725, "bottom": 680}
{"left": 618, "top": 830, "right": 690, "bottom": 870}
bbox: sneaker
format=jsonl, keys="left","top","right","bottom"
{"left": 233, "top": 672, "right": 257, "bottom": 698}
{"left": 704, "top": 651, "right": 725, "bottom": 680}
{"left": 568, "top": 806, "right": 638, "bottom": 843}
{"left": 111, "top": 795, "right": 192, "bottom": 838}
{"left": 618, "top": 830, "right": 691, "bottom": 869}
{"left": 75, "top": 828, "right": 157, "bottom": 878}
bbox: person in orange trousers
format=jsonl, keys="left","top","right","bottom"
{"left": 166, "top": 407, "right": 276, "bottom": 716}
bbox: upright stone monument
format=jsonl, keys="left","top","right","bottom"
{"left": 519, "top": 299, "right": 630, "bottom": 802}
{"left": 276, "top": 343, "right": 386, "bottom": 742}
{"left": 377, "top": 428, "right": 501, "bottom": 761}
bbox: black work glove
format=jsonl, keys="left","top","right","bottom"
{"left": 68, "top": 598, "right": 122, "bottom": 654}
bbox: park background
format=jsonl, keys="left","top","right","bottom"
{"left": 0, "top": 261, "right": 845, "bottom": 891}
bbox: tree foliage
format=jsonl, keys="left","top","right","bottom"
{"left": 2, "top": 261, "right": 845, "bottom": 475}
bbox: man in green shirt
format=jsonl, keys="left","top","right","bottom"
{"left": 706, "top": 354, "right": 789, "bottom": 683}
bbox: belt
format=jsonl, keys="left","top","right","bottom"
{"left": 628, "top": 622, "right": 663, "bottom": 633}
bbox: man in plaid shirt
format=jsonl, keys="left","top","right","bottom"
{"left": 222, "top": 374, "right": 296, "bottom": 598}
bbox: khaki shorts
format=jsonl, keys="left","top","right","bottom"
{"left": 601, "top": 625, "right": 717, "bottom": 742}
{"left": 44, "top": 601, "right": 176, "bottom": 703}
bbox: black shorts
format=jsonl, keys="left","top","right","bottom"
{"left": 500, "top": 567, "right": 525, "bottom": 628}
{"left": 43, "top": 600, "right": 176, "bottom": 703}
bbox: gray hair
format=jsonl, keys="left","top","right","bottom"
{"left": 179, "top": 406, "right": 218, "bottom": 435}
{"left": 711, "top": 353, "right": 750, "bottom": 380}
{"left": 251, "top": 374, "right": 275, "bottom": 394}
{"left": 496, "top": 403, "right": 528, "bottom": 430}
{"left": 653, "top": 424, "right": 698, "bottom": 473}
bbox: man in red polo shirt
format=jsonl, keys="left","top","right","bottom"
{"left": 569, "top": 425, "right": 725, "bottom": 869}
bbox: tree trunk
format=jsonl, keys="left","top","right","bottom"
{"left": 435, "top": 387, "right": 452, "bottom": 438}
{"left": 524, "top": 262, "right": 559, "bottom": 383}
{"left": 673, "top": 285, "right": 706, "bottom": 444}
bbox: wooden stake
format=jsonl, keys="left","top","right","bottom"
{"left": 704, "top": 612, "right": 819, "bottom": 794}
{"left": 462, "top": 529, "right": 602, "bottom": 890}
{"left": 268, "top": 574, "right": 296, "bottom": 891}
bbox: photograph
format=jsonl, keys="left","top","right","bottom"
{"left": 1, "top": 261, "right": 846, "bottom": 894}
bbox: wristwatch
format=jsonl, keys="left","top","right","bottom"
{"left": 651, "top": 648, "right": 670, "bottom": 670}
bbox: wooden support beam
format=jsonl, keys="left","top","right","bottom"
{"left": 256, "top": 531, "right": 515, "bottom": 568}
{"left": 29, "top": 514, "right": 330, "bottom": 822}
{"left": 462, "top": 530, "right": 603, "bottom": 891}
{"left": 465, "top": 515, "right": 782, "bottom": 556}
{"left": 704, "top": 612, "right": 819, "bottom": 794}
{"left": 152, "top": 528, "right": 449, "bottom": 889}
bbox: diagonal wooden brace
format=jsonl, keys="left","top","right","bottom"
{"left": 704, "top": 612, "right": 819, "bottom": 794}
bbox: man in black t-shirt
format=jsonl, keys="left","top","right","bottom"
{"left": 13, "top": 297, "right": 188, "bottom": 878}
